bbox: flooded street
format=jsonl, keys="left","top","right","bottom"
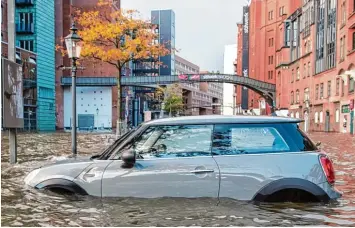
{"left": 1, "top": 131, "right": 355, "bottom": 226}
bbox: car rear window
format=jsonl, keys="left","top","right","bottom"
{"left": 212, "top": 123, "right": 316, "bottom": 155}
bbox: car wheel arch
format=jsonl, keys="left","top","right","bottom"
{"left": 252, "top": 178, "right": 330, "bottom": 202}
{"left": 35, "top": 178, "right": 88, "bottom": 195}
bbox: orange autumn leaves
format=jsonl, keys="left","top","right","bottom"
{"left": 70, "top": 0, "right": 170, "bottom": 70}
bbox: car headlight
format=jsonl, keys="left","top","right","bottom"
{"left": 24, "top": 168, "right": 41, "bottom": 186}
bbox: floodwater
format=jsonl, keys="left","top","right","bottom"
{"left": 1, "top": 131, "right": 355, "bottom": 227}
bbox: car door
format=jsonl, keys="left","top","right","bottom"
{"left": 101, "top": 124, "right": 220, "bottom": 198}
{"left": 211, "top": 123, "right": 294, "bottom": 201}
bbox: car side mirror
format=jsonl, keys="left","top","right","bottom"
{"left": 121, "top": 149, "right": 136, "bottom": 169}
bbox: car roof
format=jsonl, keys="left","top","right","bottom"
{"left": 144, "top": 115, "right": 302, "bottom": 126}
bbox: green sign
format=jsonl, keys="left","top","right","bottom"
{"left": 342, "top": 105, "right": 350, "bottom": 113}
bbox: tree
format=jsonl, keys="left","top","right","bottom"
{"left": 66, "top": 0, "right": 170, "bottom": 136}
{"left": 156, "top": 84, "right": 184, "bottom": 117}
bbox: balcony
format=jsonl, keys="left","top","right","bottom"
{"left": 24, "top": 98, "right": 37, "bottom": 107}
{"left": 132, "top": 68, "right": 159, "bottom": 74}
{"left": 15, "top": 0, "right": 34, "bottom": 5}
{"left": 23, "top": 78, "right": 37, "bottom": 88}
{"left": 16, "top": 23, "right": 34, "bottom": 34}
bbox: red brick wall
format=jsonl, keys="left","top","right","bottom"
{"left": 55, "top": 0, "right": 120, "bottom": 129}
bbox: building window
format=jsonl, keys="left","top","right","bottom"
{"left": 336, "top": 78, "right": 340, "bottom": 95}
{"left": 279, "top": 6, "right": 285, "bottom": 16}
{"left": 18, "top": 12, "right": 34, "bottom": 30}
{"left": 19, "top": 40, "right": 34, "bottom": 52}
{"left": 342, "top": 79, "right": 345, "bottom": 96}
{"left": 349, "top": 75, "right": 355, "bottom": 93}
{"left": 340, "top": 37, "right": 344, "bottom": 61}
{"left": 315, "top": 112, "right": 319, "bottom": 123}
{"left": 268, "top": 11, "right": 274, "bottom": 20}
{"left": 316, "top": 0, "right": 325, "bottom": 74}
{"left": 291, "top": 69, "right": 294, "bottom": 82}
{"left": 316, "top": 84, "right": 319, "bottom": 100}
{"left": 291, "top": 18, "right": 300, "bottom": 61}
{"left": 326, "top": 0, "right": 336, "bottom": 69}
{"left": 285, "top": 22, "right": 291, "bottom": 46}
{"left": 304, "top": 87, "right": 310, "bottom": 101}
{"left": 291, "top": 91, "right": 294, "bottom": 104}
{"left": 296, "top": 67, "right": 300, "bottom": 80}
{"left": 320, "top": 111, "right": 323, "bottom": 123}
{"left": 335, "top": 109, "right": 340, "bottom": 123}
{"left": 295, "top": 111, "right": 300, "bottom": 118}
{"left": 304, "top": 64, "right": 307, "bottom": 78}
{"left": 327, "top": 80, "right": 331, "bottom": 97}
{"left": 296, "top": 90, "right": 300, "bottom": 103}
{"left": 353, "top": 32, "right": 355, "bottom": 50}
{"left": 308, "top": 62, "right": 311, "bottom": 76}
{"left": 341, "top": 1, "right": 346, "bottom": 26}
{"left": 320, "top": 83, "right": 324, "bottom": 98}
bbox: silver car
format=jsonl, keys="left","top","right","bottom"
{"left": 24, "top": 115, "right": 342, "bottom": 202}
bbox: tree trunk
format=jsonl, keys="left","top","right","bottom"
{"left": 116, "top": 68, "right": 123, "bottom": 138}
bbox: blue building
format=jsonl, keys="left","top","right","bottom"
{"left": 150, "top": 9, "right": 175, "bottom": 76}
{"left": 15, "top": 0, "right": 55, "bottom": 131}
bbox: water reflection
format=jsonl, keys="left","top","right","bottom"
{"left": 1, "top": 132, "right": 355, "bottom": 226}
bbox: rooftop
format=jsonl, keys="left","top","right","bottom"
{"left": 145, "top": 115, "right": 302, "bottom": 126}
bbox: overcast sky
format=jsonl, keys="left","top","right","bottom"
{"left": 121, "top": 0, "right": 246, "bottom": 72}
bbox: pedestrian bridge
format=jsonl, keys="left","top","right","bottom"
{"left": 120, "top": 73, "right": 276, "bottom": 106}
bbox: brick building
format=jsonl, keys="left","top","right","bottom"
{"left": 235, "top": 0, "right": 355, "bottom": 133}
{"left": 55, "top": 0, "right": 120, "bottom": 130}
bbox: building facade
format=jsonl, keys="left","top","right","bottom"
{"left": 235, "top": 0, "right": 355, "bottom": 133}
{"left": 1, "top": 0, "right": 55, "bottom": 131}
{"left": 55, "top": 0, "right": 120, "bottom": 130}
{"left": 175, "top": 55, "right": 223, "bottom": 115}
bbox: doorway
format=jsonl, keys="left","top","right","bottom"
{"left": 325, "top": 111, "right": 330, "bottom": 132}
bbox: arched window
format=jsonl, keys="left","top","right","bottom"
{"left": 291, "top": 112, "right": 294, "bottom": 118}
{"left": 296, "top": 90, "right": 300, "bottom": 103}
{"left": 335, "top": 109, "right": 340, "bottom": 123}
{"left": 291, "top": 91, "right": 294, "bottom": 104}
{"left": 296, "top": 67, "right": 300, "bottom": 80}
{"left": 320, "top": 111, "right": 323, "bottom": 123}
{"left": 295, "top": 111, "right": 300, "bottom": 118}
{"left": 315, "top": 112, "right": 319, "bottom": 123}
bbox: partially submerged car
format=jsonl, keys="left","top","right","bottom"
{"left": 24, "top": 115, "right": 342, "bottom": 203}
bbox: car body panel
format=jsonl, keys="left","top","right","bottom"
{"left": 101, "top": 156, "right": 220, "bottom": 198}
{"left": 213, "top": 152, "right": 327, "bottom": 200}
{"left": 74, "top": 160, "right": 113, "bottom": 197}
{"left": 24, "top": 158, "right": 94, "bottom": 188}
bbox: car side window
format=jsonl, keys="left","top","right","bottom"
{"left": 127, "top": 124, "right": 213, "bottom": 159}
{"left": 212, "top": 124, "right": 291, "bottom": 155}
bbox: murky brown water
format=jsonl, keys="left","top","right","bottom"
{"left": 1, "top": 131, "right": 355, "bottom": 226}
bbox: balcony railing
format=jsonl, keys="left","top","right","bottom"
{"left": 16, "top": 23, "right": 35, "bottom": 33}
{"left": 15, "top": 0, "right": 34, "bottom": 5}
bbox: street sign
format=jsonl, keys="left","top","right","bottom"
{"left": 1, "top": 58, "right": 24, "bottom": 128}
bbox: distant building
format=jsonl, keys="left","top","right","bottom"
{"left": 1, "top": 0, "right": 55, "bottom": 131}
{"left": 223, "top": 44, "right": 237, "bottom": 115}
{"left": 175, "top": 55, "right": 223, "bottom": 115}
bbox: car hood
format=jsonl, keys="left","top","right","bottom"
{"left": 24, "top": 156, "right": 95, "bottom": 188}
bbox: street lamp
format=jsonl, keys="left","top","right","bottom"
{"left": 96, "top": 108, "right": 99, "bottom": 130}
{"left": 64, "top": 21, "right": 83, "bottom": 157}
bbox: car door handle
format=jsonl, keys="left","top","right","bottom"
{"left": 190, "top": 169, "right": 214, "bottom": 174}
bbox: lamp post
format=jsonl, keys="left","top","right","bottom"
{"left": 64, "top": 22, "right": 83, "bottom": 157}
{"left": 96, "top": 108, "right": 99, "bottom": 130}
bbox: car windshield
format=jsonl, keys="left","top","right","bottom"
{"left": 93, "top": 126, "right": 141, "bottom": 160}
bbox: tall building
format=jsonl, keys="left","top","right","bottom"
{"left": 1, "top": 0, "right": 55, "bottom": 131}
{"left": 55, "top": 0, "right": 120, "bottom": 130}
{"left": 175, "top": 55, "right": 223, "bottom": 115}
{"left": 235, "top": 0, "right": 355, "bottom": 133}
{"left": 223, "top": 44, "right": 237, "bottom": 115}
{"left": 151, "top": 9, "right": 175, "bottom": 76}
